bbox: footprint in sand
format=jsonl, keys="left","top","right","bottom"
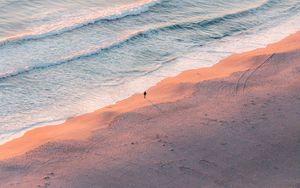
{"left": 38, "top": 172, "right": 54, "bottom": 187}
{"left": 198, "top": 159, "right": 218, "bottom": 169}
{"left": 178, "top": 165, "right": 205, "bottom": 177}
{"left": 37, "top": 182, "right": 50, "bottom": 188}
{"left": 43, "top": 176, "right": 50, "bottom": 180}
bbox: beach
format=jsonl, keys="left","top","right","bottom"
{"left": 0, "top": 31, "right": 300, "bottom": 187}
{"left": 1, "top": 0, "right": 300, "bottom": 144}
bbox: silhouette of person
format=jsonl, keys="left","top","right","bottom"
{"left": 144, "top": 91, "right": 147, "bottom": 99}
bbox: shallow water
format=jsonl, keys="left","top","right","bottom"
{"left": 0, "top": 0, "right": 300, "bottom": 143}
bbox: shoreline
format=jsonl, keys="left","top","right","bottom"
{"left": 1, "top": 30, "right": 300, "bottom": 187}
{"left": 0, "top": 14, "right": 299, "bottom": 146}
{"left": 1, "top": 15, "right": 300, "bottom": 146}
{"left": 1, "top": 31, "right": 300, "bottom": 161}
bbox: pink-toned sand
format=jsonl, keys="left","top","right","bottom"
{"left": 0, "top": 32, "right": 300, "bottom": 188}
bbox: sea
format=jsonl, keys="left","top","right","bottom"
{"left": 0, "top": 0, "right": 300, "bottom": 144}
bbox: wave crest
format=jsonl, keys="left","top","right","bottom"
{"left": 0, "top": 0, "right": 282, "bottom": 81}
{"left": 0, "top": 0, "right": 161, "bottom": 47}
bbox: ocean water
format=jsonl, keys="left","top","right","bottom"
{"left": 0, "top": 0, "right": 300, "bottom": 144}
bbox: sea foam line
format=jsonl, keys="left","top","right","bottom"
{"left": 0, "top": 30, "right": 147, "bottom": 81}
{"left": 1, "top": 2, "right": 300, "bottom": 146}
{"left": 0, "top": 0, "right": 284, "bottom": 81}
{"left": 0, "top": 0, "right": 161, "bottom": 47}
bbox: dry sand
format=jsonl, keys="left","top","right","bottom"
{"left": 1, "top": 32, "right": 300, "bottom": 188}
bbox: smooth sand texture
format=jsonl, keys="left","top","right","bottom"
{"left": 1, "top": 32, "right": 300, "bottom": 187}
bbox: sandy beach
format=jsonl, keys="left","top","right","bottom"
{"left": 1, "top": 31, "right": 300, "bottom": 187}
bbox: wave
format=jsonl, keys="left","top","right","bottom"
{"left": 157, "top": 0, "right": 278, "bottom": 31}
{"left": 0, "top": 0, "right": 277, "bottom": 48}
{"left": 0, "top": 118, "right": 66, "bottom": 145}
{"left": 0, "top": 27, "right": 164, "bottom": 81}
{"left": 0, "top": 30, "right": 146, "bottom": 81}
{"left": 0, "top": 0, "right": 284, "bottom": 81}
{"left": 0, "top": 0, "right": 161, "bottom": 47}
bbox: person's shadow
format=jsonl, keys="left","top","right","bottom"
{"left": 146, "top": 98, "right": 163, "bottom": 113}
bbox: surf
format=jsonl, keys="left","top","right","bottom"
{"left": 0, "top": 0, "right": 161, "bottom": 47}
{"left": 1, "top": 0, "right": 300, "bottom": 145}
{"left": 0, "top": 0, "right": 294, "bottom": 81}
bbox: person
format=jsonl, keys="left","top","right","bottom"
{"left": 144, "top": 91, "right": 147, "bottom": 99}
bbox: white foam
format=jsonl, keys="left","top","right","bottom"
{"left": 0, "top": 0, "right": 161, "bottom": 46}
{"left": 0, "top": 119, "right": 66, "bottom": 145}
{"left": 1, "top": 4, "right": 300, "bottom": 146}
